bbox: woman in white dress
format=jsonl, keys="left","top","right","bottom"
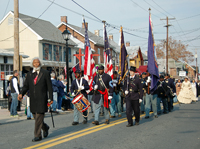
{"left": 191, "top": 80, "right": 198, "bottom": 101}
{"left": 177, "top": 77, "right": 196, "bottom": 104}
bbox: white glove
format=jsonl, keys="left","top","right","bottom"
{"left": 174, "top": 93, "right": 176, "bottom": 96}
{"left": 113, "top": 84, "right": 116, "bottom": 87}
{"left": 72, "top": 93, "right": 75, "bottom": 97}
{"left": 125, "top": 90, "right": 129, "bottom": 95}
{"left": 139, "top": 99, "right": 142, "bottom": 103}
{"left": 79, "top": 86, "right": 84, "bottom": 90}
{"left": 108, "top": 96, "right": 112, "bottom": 100}
{"left": 94, "top": 85, "right": 98, "bottom": 90}
{"left": 147, "top": 76, "right": 151, "bottom": 83}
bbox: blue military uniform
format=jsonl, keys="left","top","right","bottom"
{"left": 124, "top": 66, "right": 143, "bottom": 126}
{"left": 71, "top": 77, "right": 89, "bottom": 124}
{"left": 164, "top": 74, "right": 176, "bottom": 112}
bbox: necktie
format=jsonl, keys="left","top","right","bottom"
{"left": 33, "top": 71, "right": 38, "bottom": 85}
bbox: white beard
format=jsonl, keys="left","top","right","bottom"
{"left": 33, "top": 67, "right": 41, "bottom": 72}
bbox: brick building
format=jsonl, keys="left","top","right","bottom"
{"left": 57, "top": 16, "right": 119, "bottom": 67}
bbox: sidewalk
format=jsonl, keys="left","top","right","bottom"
{"left": 0, "top": 106, "right": 73, "bottom": 125}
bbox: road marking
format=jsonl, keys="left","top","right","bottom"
{"left": 23, "top": 117, "right": 128, "bottom": 149}
{"left": 24, "top": 103, "right": 179, "bottom": 149}
{"left": 36, "top": 119, "right": 129, "bottom": 149}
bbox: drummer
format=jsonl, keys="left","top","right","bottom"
{"left": 71, "top": 70, "right": 89, "bottom": 125}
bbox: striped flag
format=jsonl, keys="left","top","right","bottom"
{"left": 83, "top": 18, "right": 97, "bottom": 92}
{"left": 104, "top": 24, "right": 113, "bottom": 79}
{"left": 72, "top": 62, "right": 80, "bottom": 78}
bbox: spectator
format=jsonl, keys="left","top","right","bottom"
{"left": 57, "top": 75, "right": 66, "bottom": 112}
{"left": 6, "top": 76, "right": 13, "bottom": 111}
{"left": 10, "top": 70, "right": 20, "bottom": 117}
{"left": 50, "top": 72, "right": 60, "bottom": 112}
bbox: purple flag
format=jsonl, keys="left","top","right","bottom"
{"left": 147, "top": 15, "right": 159, "bottom": 93}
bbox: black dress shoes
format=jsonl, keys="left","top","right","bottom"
{"left": 72, "top": 122, "right": 79, "bottom": 125}
{"left": 43, "top": 125, "right": 49, "bottom": 138}
{"left": 32, "top": 137, "right": 42, "bottom": 142}
{"left": 92, "top": 121, "right": 99, "bottom": 125}
{"left": 135, "top": 122, "right": 139, "bottom": 125}
{"left": 145, "top": 116, "right": 150, "bottom": 119}
{"left": 82, "top": 120, "right": 87, "bottom": 124}
{"left": 104, "top": 119, "right": 110, "bottom": 124}
{"left": 126, "top": 124, "right": 133, "bottom": 127}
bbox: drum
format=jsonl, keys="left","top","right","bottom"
{"left": 72, "top": 94, "right": 90, "bottom": 113}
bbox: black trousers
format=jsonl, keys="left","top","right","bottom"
{"left": 126, "top": 99, "right": 140, "bottom": 125}
{"left": 32, "top": 113, "right": 48, "bottom": 137}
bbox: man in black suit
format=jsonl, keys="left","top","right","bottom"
{"left": 19, "top": 57, "right": 53, "bottom": 142}
{"left": 164, "top": 74, "right": 176, "bottom": 112}
{"left": 124, "top": 66, "right": 143, "bottom": 127}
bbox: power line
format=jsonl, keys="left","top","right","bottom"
{"left": 143, "top": 0, "right": 166, "bottom": 16}
{"left": 0, "top": 0, "right": 55, "bottom": 42}
{"left": 151, "top": 0, "right": 175, "bottom": 17}
{"left": 2, "top": 0, "right": 10, "bottom": 19}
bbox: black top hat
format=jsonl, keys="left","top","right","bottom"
{"left": 160, "top": 75, "right": 164, "bottom": 79}
{"left": 75, "top": 70, "right": 81, "bottom": 73}
{"left": 165, "top": 73, "right": 170, "bottom": 77}
{"left": 142, "top": 72, "right": 147, "bottom": 75}
{"left": 113, "top": 71, "right": 118, "bottom": 74}
{"left": 130, "top": 66, "right": 136, "bottom": 72}
{"left": 98, "top": 65, "right": 104, "bottom": 70}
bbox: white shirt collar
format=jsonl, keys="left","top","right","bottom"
{"left": 130, "top": 75, "right": 135, "bottom": 79}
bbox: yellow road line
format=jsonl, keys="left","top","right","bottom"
{"left": 23, "top": 117, "right": 127, "bottom": 149}
{"left": 25, "top": 103, "right": 179, "bottom": 149}
{"left": 36, "top": 119, "right": 128, "bottom": 149}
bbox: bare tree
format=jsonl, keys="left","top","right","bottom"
{"left": 156, "top": 37, "right": 194, "bottom": 63}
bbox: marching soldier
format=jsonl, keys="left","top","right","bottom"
{"left": 164, "top": 74, "right": 176, "bottom": 112}
{"left": 157, "top": 75, "right": 168, "bottom": 114}
{"left": 92, "top": 65, "right": 113, "bottom": 125}
{"left": 140, "top": 72, "right": 147, "bottom": 114}
{"left": 144, "top": 72, "right": 158, "bottom": 119}
{"left": 71, "top": 70, "right": 89, "bottom": 125}
{"left": 110, "top": 71, "right": 123, "bottom": 118}
{"left": 124, "top": 66, "right": 143, "bottom": 127}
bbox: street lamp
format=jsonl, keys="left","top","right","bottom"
{"left": 62, "top": 29, "right": 71, "bottom": 93}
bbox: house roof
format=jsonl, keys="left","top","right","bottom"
{"left": 5, "top": 11, "right": 76, "bottom": 46}
{"left": 126, "top": 46, "right": 143, "bottom": 60}
{"left": 58, "top": 22, "right": 120, "bottom": 53}
{"left": 0, "top": 49, "right": 29, "bottom": 58}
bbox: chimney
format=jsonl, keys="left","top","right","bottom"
{"left": 82, "top": 22, "right": 88, "bottom": 30}
{"left": 94, "top": 30, "right": 99, "bottom": 36}
{"left": 145, "top": 51, "right": 147, "bottom": 56}
{"left": 61, "top": 16, "right": 67, "bottom": 23}
{"left": 109, "top": 34, "right": 113, "bottom": 40}
{"left": 126, "top": 41, "right": 130, "bottom": 47}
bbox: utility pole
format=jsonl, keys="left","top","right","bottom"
{"left": 14, "top": 0, "right": 20, "bottom": 73}
{"left": 160, "top": 17, "right": 175, "bottom": 74}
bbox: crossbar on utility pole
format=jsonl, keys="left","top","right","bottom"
{"left": 14, "top": 0, "right": 20, "bottom": 74}
{"left": 160, "top": 17, "right": 175, "bottom": 74}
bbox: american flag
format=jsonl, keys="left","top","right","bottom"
{"left": 72, "top": 62, "right": 80, "bottom": 78}
{"left": 104, "top": 24, "right": 113, "bottom": 79}
{"left": 83, "top": 18, "right": 97, "bottom": 92}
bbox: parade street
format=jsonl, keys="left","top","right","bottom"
{"left": 0, "top": 102, "right": 199, "bottom": 149}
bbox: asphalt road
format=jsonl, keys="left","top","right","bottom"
{"left": 0, "top": 102, "right": 200, "bottom": 149}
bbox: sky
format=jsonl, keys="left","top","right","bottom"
{"left": 0, "top": 0, "right": 200, "bottom": 66}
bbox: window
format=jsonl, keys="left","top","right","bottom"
{"left": 42, "top": 43, "right": 52, "bottom": 61}
{"left": 53, "top": 45, "right": 62, "bottom": 61}
{"left": 98, "top": 48, "right": 100, "bottom": 63}
{"left": 0, "top": 64, "right": 13, "bottom": 76}
{"left": 8, "top": 17, "right": 13, "bottom": 25}
{"left": 63, "top": 47, "right": 71, "bottom": 62}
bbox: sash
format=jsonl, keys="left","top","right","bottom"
{"left": 98, "top": 89, "right": 110, "bottom": 108}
